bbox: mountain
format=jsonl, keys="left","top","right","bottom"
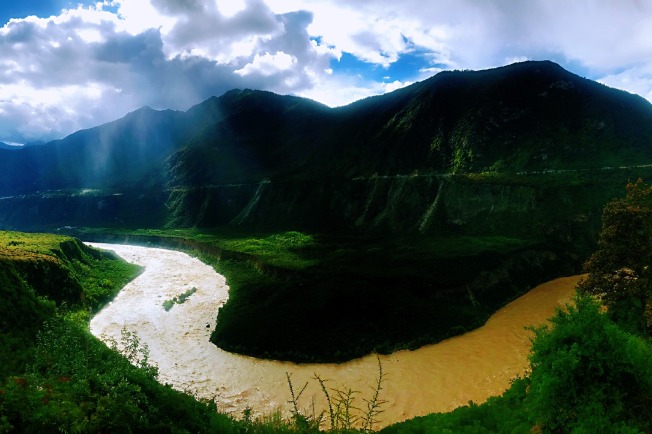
{"left": 0, "top": 60, "right": 651, "bottom": 241}
{"left": 0, "top": 142, "right": 19, "bottom": 150}
{"left": 0, "top": 141, "right": 45, "bottom": 152}
{"left": 319, "top": 60, "right": 652, "bottom": 176}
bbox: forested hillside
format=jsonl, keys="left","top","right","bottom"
{"left": 1, "top": 60, "right": 651, "bottom": 238}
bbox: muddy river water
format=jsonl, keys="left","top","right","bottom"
{"left": 88, "top": 243, "right": 581, "bottom": 428}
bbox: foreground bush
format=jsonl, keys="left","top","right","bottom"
{"left": 528, "top": 296, "right": 652, "bottom": 433}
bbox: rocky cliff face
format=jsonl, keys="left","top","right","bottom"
{"left": 156, "top": 172, "right": 622, "bottom": 254}
{"left": 0, "top": 168, "right": 635, "bottom": 261}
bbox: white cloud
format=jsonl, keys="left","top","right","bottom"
{"left": 0, "top": 81, "right": 126, "bottom": 141}
{"left": 77, "top": 27, "right": 104, "bottom": 43}
{"left": 0, "top": 0, "right": 338, "bottom": 142}
{"left": 235, "top": 51, "right": 296, "bottom": 76}
{"left": 266, "top": 0, "right": 418, "bottom": 67}
{"left": 384, "top": 80, "right": 412, "bottom": 93}
{"left": 216, "top": 0, "right": 247, "bottom": 18}
{"left": 599, "top": 66, "right": 652, "bottom": 102}
{"left": 2, "top": 0, "right": 652, "bottom": 144}
{"left": 298, "top": 74, "right": 412, "bottom": 107}
{"left": 113, "top": 0, "right": 175, "bottom": 34}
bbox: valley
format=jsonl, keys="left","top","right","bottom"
{"left": 88, "top": 242, "right": 580, "bottom": 428}
{"left": 2, "top": 60, "right": 652, "bottom": 432}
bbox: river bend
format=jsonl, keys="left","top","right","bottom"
{"left": 88, "top": 243, "right": 580, "bottom": 427}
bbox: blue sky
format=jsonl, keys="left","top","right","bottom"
{"left": 1, "top": 0, "right": 652, "bottom": 144}
{"left": 0, "top": 1, "right": 62, "bottom": 23}
{"left": 0, "top": 1, "right": 96, "bottom": 25}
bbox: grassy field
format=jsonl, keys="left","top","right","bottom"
{"left": 0, "top": 231, "right": 141, "bottom": 378}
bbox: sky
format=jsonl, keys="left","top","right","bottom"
{"left": 1, "top": 0, "right": 652, "bottom": 144}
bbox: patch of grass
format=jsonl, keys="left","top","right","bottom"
{"left": 162, "top": 287, "right": 197, "bottom": 311}
{"left": 217, "top": 231, "right": 318, "bottom": 269}
{"left": 72, "top": 255, "right": 142, "bottom": 313}
{"left": 0, "top": 231, "right": 141, "bottom": 379}
{"left": 0, "top": 231, "right": 141, "bottom": 312}
{"left": 0, "top": 230, "right": 73, "bottom": 257}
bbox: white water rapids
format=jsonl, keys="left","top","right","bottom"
{"left": 88, "top": 243, "right": 580, "bottom": 428}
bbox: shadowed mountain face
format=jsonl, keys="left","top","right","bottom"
{"left": 1, "top": 60, "right": 652, "bottom": 239}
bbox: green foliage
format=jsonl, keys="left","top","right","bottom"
{"left": 162, "top": 298, "right": 175, "bottom": 311}
{"left": 579, "top": 178, "right": 652, "bottom": 334}
{"left": 0, "top": 231, "right": 139, "bottom": 379}
{"left": 208, "top": 232, "right": 574, "bottom": 362}
{"left": 218, "top": 231, "right": 317, "bottom": 269}
{"left": 72, "top": 227, "right": 574, "bottom": 363}
{"left": 0, "top": 231, "right": 140, "bottom": 313}
{"left": 72, "top": 256, "right": 142, "bottom": 312}
{"left": 1, "top": 318, "right": 234, "bottom": 433}
{"left": 528, "top": 296, "right": 652, "bottom": 433}
{"left": 162, "top": 287, "right": 197, "bottom": 311}
{"left": 286, "top": 356, "right": 387, "bottom": 433}
{"left": 381, "top": 378, "right": 532, "bottom": 434}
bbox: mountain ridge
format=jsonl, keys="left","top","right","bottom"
{"left": 0, "top": 60, "right": 651, "bottom": 236}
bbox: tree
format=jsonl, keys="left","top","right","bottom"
{"left": 528, "top": 296, "right": 652, "bottom": 433}
{"left": 578, "top": 178, "right": 652, "bottom": 334}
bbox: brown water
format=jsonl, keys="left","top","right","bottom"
{"left": 88, "top": 243, "right": 580, "bottom": 428}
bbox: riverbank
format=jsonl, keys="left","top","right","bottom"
{"left": 73, "top": 227, "right": 581, "bottom": 362}
{"left": 89, "top": 242, "right": 580, "bottom": 428}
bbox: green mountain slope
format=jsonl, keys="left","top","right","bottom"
{"left": 317, "top": 60, "right": 652, "bottom": 176}
{"left": 1, "top": 61, "right": 651, "bottom": 236}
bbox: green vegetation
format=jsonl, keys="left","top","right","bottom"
{"left": 383, "top": 297, "right": 652, "bottom": 434}
{"left": 384, "top": 182, "right": 652, "bottom": 433}
{"left": 163, "top": 287, "right": 198, "bottom": 311}
{"left": 0, "top": 231, "right": 140, "bottom": 379}
{"left": 209, "top": 233, "right": 558, "bottom": 363}
{"left": 5, "top": 176, "right": 652, "bottom": 432}
{"left": 579, "top": 178, "right": 652, "bottom": 334}
{"left": 528, "top": 296, "right": 652, "bottom": 432}
{"left": 0, "top": 231, "right": 368, "bottom": 433}
{"left": 72, "top": 227, "right": 574, "bottom": 363}
{"left": 285, "top": 356, "right": 387, "bottom": 433}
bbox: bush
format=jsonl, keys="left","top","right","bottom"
{"left": 528, "top": 296, "right": 652, "bottom": 432}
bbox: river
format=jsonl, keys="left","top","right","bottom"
{"left": 88, "top": 243, "right": 580, "bottom": 428}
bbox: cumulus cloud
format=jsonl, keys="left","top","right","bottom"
{"left": 1, "top": 0, "right": 652, "bottom": 143}
{"left": 599, "top": 65, "right": 652, "bottom": 102}
{"left": 268, "top": 0, "right": 652, "bottom": 98}
{"left": 0, "top": 0, "right": 337, "bottom": 142}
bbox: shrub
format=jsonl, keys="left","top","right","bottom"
{"left": 528, "top": 296, "right": 652, "bottom": 432}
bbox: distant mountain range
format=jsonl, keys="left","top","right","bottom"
{"left": 0, "top": 141, "right": 44, "bottom": 150}
{"left": 1, "top": 60, "right": 651, "bottom": 241}
{"left": 0, "top": 142, "right": 18, "bottom": 150}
